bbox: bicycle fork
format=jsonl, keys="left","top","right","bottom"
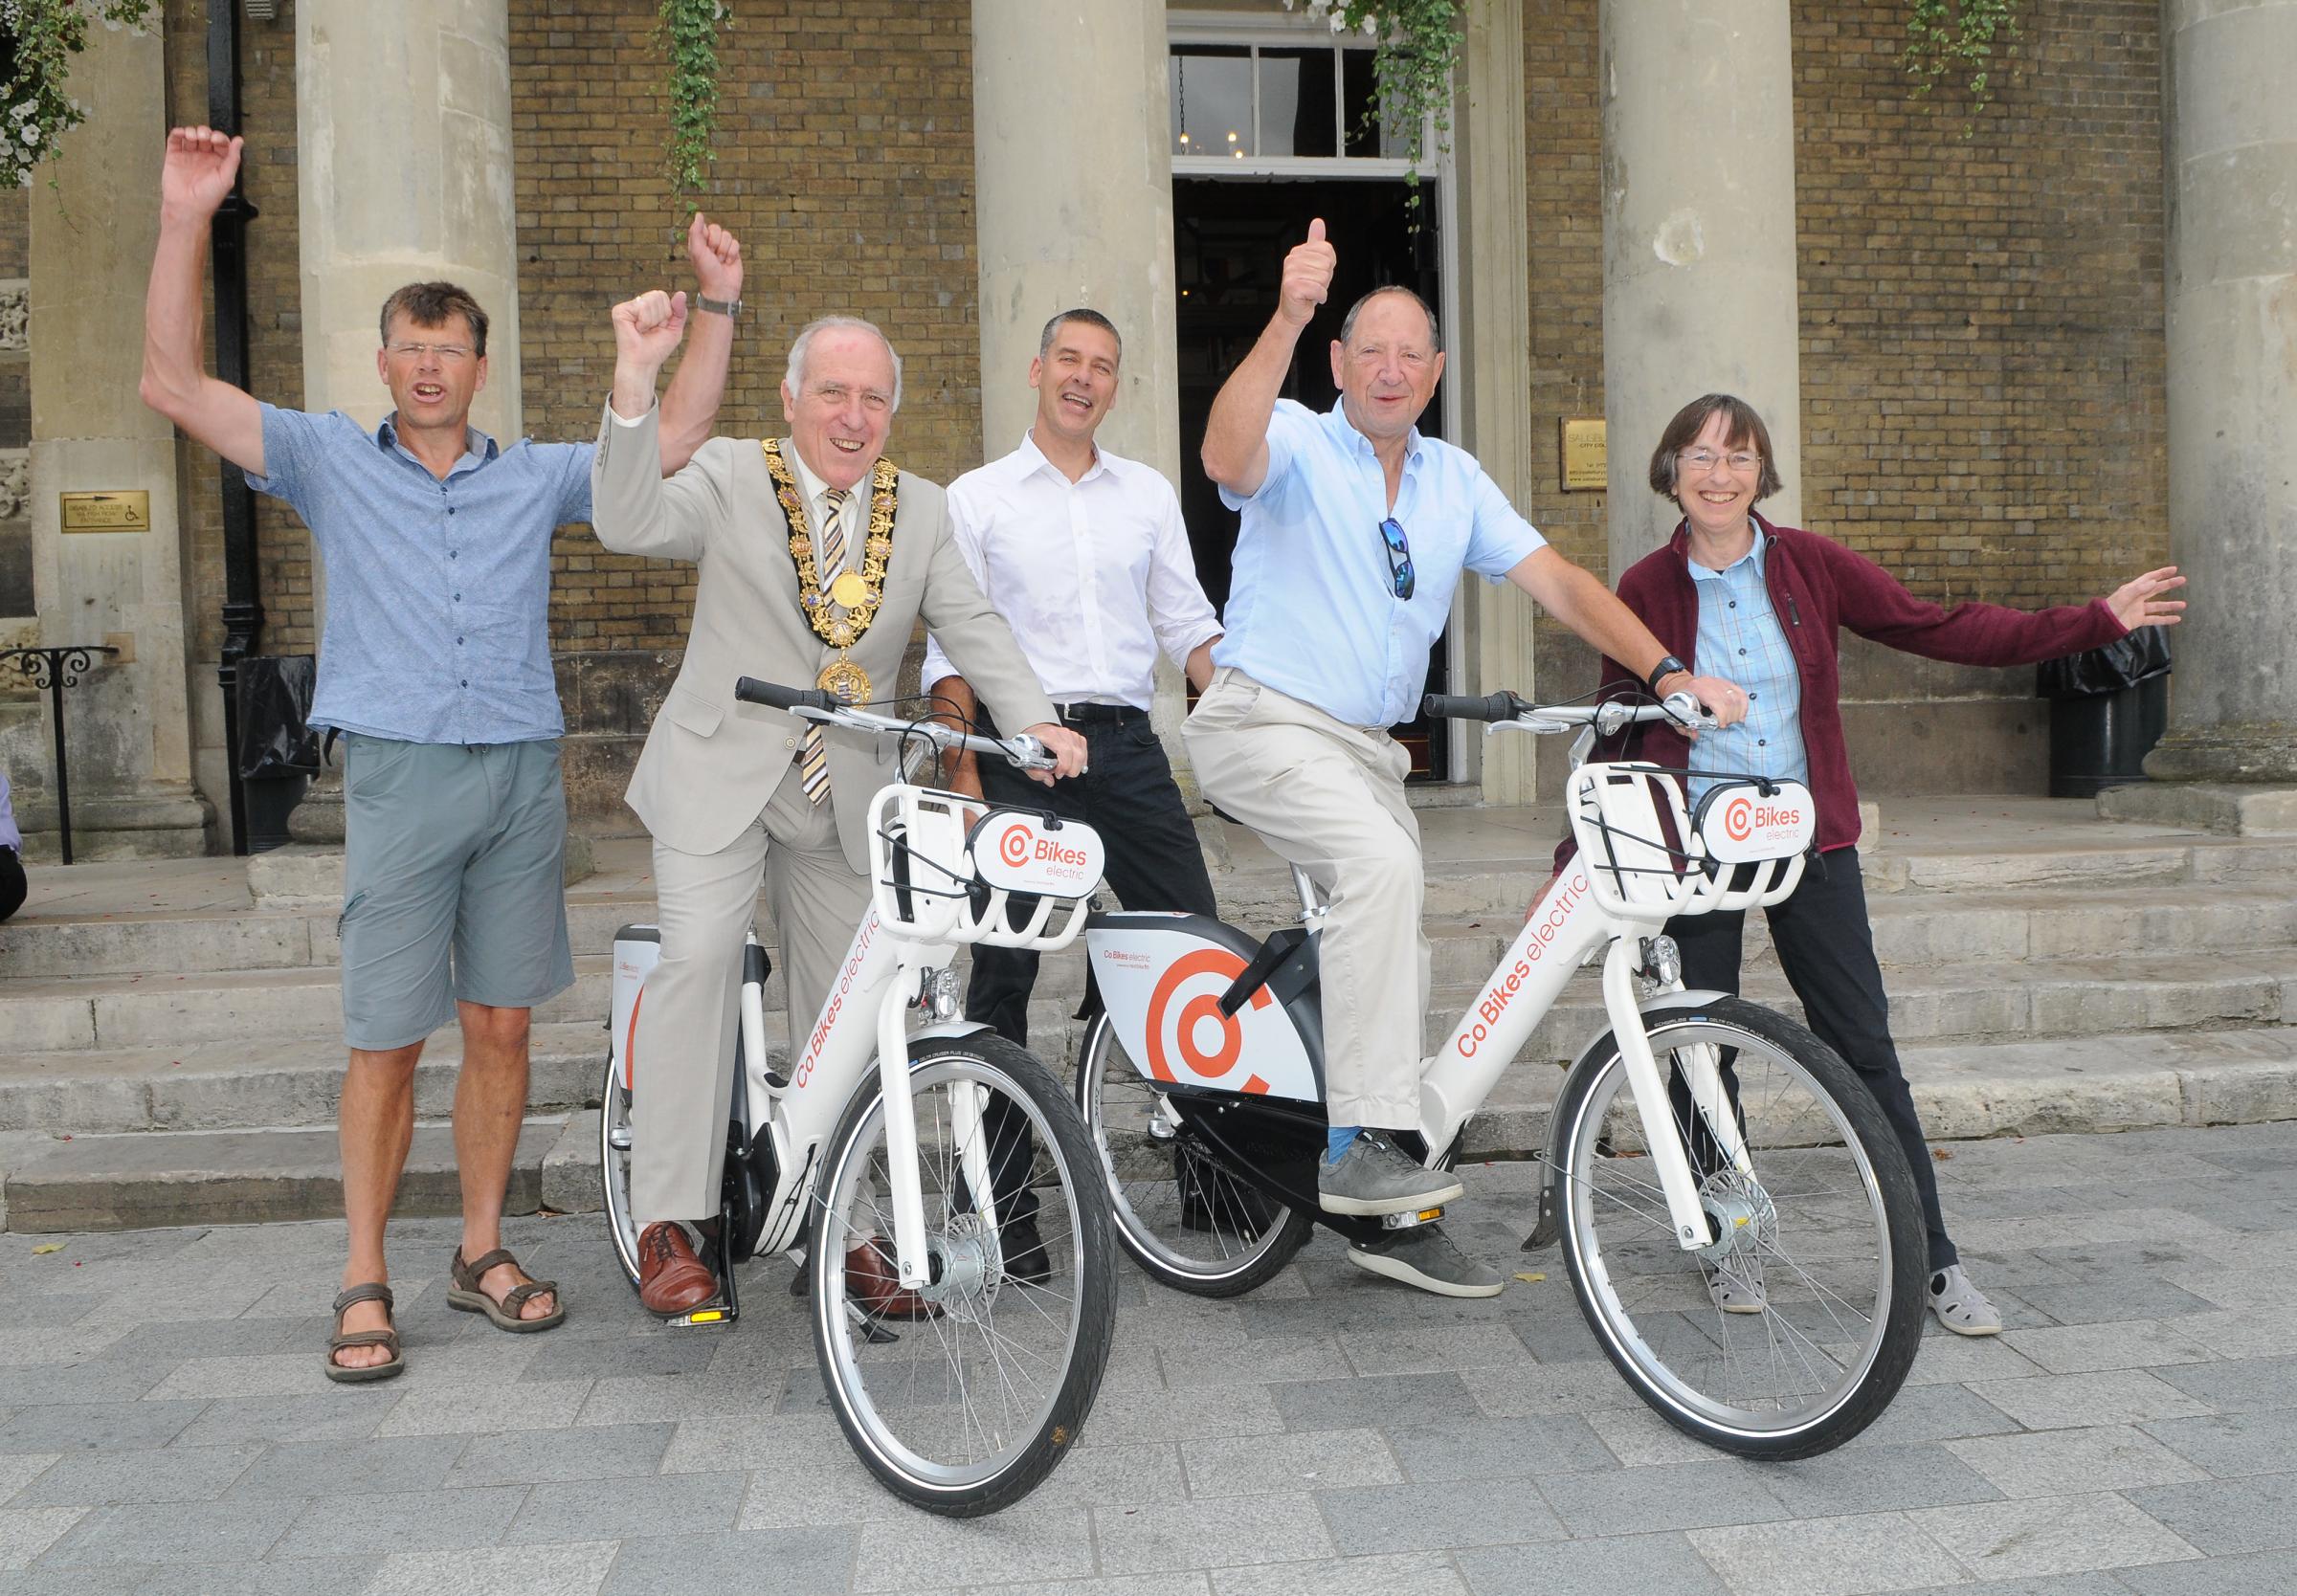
{"left": 874, "top": 947, "right": 999, "bottom": 1292}
{"left": 1597, "top": 938, "right": 1751, "bottom": 1252}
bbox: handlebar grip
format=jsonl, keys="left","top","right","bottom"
{"left": 734, "top": 676, "right": 836, "bottom": 713}
{"left": 1421, "top": 691, "right": 1526, "bottom": 723}
{"left": 1004, "top": 734, "right": 1055, "bottom": 769}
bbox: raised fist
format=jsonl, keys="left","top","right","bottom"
{"left": 686, "top": 212, "right": 743, "bottom": 301}
{"left": 160, "top": 126, "right": 242, "bottom": 219}
{"left": 1279, "top": 217, "right": 1336, "bottom": 329}
{"left": 612, "top": 289, "right": 689, "bottom": 375}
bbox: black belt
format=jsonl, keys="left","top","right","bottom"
{"left": 1054, "top": 703, "right": 1147, "bottom": 725}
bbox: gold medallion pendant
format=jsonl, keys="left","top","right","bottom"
{"left": 817, "top": 656, "right": 872, "bottom": 704}
{"left": 762, "top": 439, "right": 901, "bottom": 705}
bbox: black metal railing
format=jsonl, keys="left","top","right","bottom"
{"left": 2, "top": 645, "right": 119, "bottom": 865}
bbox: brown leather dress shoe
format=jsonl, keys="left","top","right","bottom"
{"left": 843, "top": 1236, "right": 939, "bottom": 1319}
{"left": 637, "top": 1222, "right": 718, "bottom": 1317}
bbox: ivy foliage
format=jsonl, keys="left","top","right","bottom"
{"left": 1283, "top": 0, "right": 1461, "bottom": 189}
{"left": 1903, "top": 0, "right": 2021, "bottom": 119}
{"left": 0, "top": 0, "right": 157, "bottom": 189}
{"left": 656, "top": 0, "right": 726, "bottom": 213}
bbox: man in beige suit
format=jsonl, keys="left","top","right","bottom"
{"left": 594, "top": 292, "right": 1086, "bottom": 1316}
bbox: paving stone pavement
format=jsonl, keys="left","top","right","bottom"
{"left": 2, "top": 1123, "right": 2295, "bottom": 1594}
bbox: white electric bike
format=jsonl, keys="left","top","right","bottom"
{"left": 1075, "top": 689, "right": 1926, "bottom": 1458}
{"left": 599, "top": 679, "right": 1117, "bottom": 1516}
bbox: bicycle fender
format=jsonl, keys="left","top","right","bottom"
{"left": 907, "top": 1019, "right": 998, "bottom": 1045}
{"left": 1522, "top": 987, "right": 1732, "bottom": 1252}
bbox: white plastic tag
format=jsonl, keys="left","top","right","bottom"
{"left": 968, "top": 809, "right": 1105, "bottom": 899}
{"left": 1696, "top": 780, "right": 1817, "bottom": 863}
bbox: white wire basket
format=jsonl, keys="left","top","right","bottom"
{"left": 866, "top": 785, "right": 1100, "bottom": 951}
{"left": 1567, "top": 762, "right": 1812, "bottom": 923}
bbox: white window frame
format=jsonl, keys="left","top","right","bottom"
{"left": 1168, "top": 9, "right": 1468, "bottom": 782}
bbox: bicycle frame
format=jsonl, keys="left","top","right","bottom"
{"left": 730, "top": 783, "right": 1098, "bottom": 1288}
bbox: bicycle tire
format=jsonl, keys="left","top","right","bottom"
{"left": 1074, "top": 1012, "right": 1315, "bottom": 1297}
{"left": 598, "top": 1049, "right": 642, "bottom": 1290}
{"left": 1550, "top": 995, "right": 1926, "bottom": 1459}
{"left": 810, "top": 1032, "right": 1117, "bottom": 1516}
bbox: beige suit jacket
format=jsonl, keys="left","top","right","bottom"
{"left": 591, "top": 404, "right": 1057, "bottom": 869}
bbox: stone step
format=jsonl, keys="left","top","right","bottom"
{"left": 0, "top": 1118, "right": 566, "bottom": 1233}
{"left": 0, "top": 1021, "right": 613, "bottom": 1135}
{"left": 0, "top": 958, "right": 615, "bottom": 1053}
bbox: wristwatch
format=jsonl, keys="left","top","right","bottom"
{"left": 1644, "top": 654, "right": 1689, "bottom": 696}
{"left": 693, "top": 294, "right": 742, "bottom": 319}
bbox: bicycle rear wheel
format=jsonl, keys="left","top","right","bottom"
{"left": 810, "top": 1032, "right": 1116, "bottom": 1516}
{"left": 1550, "top": 996, "right": 1925, "bottom": 1459}
{"left": 1074, "top": 1012, "right": 1314, "bottom": 1297}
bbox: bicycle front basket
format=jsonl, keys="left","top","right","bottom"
{"left": 1568, "top": 761, "right": 1704, "bottom": 921}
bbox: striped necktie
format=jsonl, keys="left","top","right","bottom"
{"left": 798, "top": 487, "right": 849, "bottom": 805}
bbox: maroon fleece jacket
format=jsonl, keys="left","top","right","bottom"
{"left": 1567, "top": 514, "right": 2127, "bottom": 859}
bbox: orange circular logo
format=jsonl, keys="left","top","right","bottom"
{"left": 1724, "top": 794, "right": 1753, "bottom": 842}
{"left": 998, "top": 824, "right": 1033, "bottom": 868}
{"left": 1143, "top": 947, "right": 1266, "bottom": 1083}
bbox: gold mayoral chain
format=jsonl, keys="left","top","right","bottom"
{"left": 762, "top": 438, "right": 898, "bottom": 704}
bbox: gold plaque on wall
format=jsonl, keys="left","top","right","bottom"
{"left": 1559, "top": 419, "right": 1607, "bottom": 493}
{"left": 60, "top": 491, "right": 151, "bottom": 533}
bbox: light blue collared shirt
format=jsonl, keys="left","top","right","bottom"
{"left": 248, "top": 405, "right": 594, "bottom": 744}
{"left": 1214, "top": 398, "right": 1545, "bottom": 727}
{"left": 1685, "top": 533, "right": 1808, "bottom": 807}
{"left": 0, "top": 769, "right": 18, "bottom": 852}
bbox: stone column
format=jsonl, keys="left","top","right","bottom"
{"left": 1458, "top": 0, "right": 1538, "bottom": 804}
{"left": 22, "top": 21, "right": 208, "bottom": 858}
{"left": 969, "top": 2, "right": 1193, "bottom": 762}
{"left": 2107, "top": 0, "right": 2297, "bottom": 831}
{"left": 286, "top": 0, "right": 520, "bottom": 844}
{"left": 296, "top": 0, "right": 522, "bottom": 439}
{"left": 1599, "top": 0, "right": 1803, "bottom": 572}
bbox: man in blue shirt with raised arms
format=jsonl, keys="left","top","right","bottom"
{"left": 1190, "top": 218, "right": 1746, "bottom": 1297}
{"left": 142, "top": 125, "right": 739, "bottom": 1380}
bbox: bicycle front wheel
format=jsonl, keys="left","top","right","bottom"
{"left": 598, "top": 1048, "right": 641, "bottom": 1290}
{"left": 1550, "top": 996, "right": 1926, "bottom": 1459}
{"left": 810, "top": 1032, "right": 1116, "bottom": 1516}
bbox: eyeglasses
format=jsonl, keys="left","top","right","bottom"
{"left": 1378, "top": 518, "right": 1416, "bottom": 601}
{"left": 385, "top": 342, "right": 475, "bottom": 363}
{"left": 1678, "top": 448, "right": 1761, "bottom": 474}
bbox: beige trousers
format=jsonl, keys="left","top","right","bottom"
{"left": 631, "top": 765, "right": 872, "bottom": 1226}
{"left": 1182, "top": 669, "right": 1430, "bottom": 1129}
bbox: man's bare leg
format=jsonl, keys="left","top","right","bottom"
{"left": 336, "top": 1040, "right": 422, "bottom": 1369}
{"left": 454, "top": 1000, "right": 557, "bottom": 1319}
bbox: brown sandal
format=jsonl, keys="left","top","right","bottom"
{"left": 448, "top": 1247, "right": 566, "bottom": 1333}
{"left": 324, "top": 1282, "right": 404, "bottom": 1384}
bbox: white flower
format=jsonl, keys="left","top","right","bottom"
{"left": 20, "top": 124, "right": 38, "bottom": 145}
{"left": 1363, "top": 17, "right": 1379, "bottom": 33}
{"left": 1330, "top": 11, "right": 1346, "bottom": 30}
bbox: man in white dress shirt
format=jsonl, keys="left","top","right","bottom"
{"left": 924, "top": 307, "right": 1228, "bottom": 1248}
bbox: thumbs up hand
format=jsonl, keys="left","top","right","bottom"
{"left": 1279, "top": 217, "right": 1337, "bottom": 329}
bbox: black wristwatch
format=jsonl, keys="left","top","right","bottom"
{"left": 1644, "top": 654, "right": 1689, "bottom": 696}
{"left": 693, "top": 294, "right": 742, "bottom": 319}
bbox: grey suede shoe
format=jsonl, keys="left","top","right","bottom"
{"left": 1929, "top": 1263, "right": 2003, "bottom": 1336}
{"left": 1317, "top": 1132, "right": 1464, "bottom": 1216}
{"left": 1709, "top": 1258, "right": 1768, "bottom": 1315}
{"left": 1347, "top": 1224, "right": 1504, "bottom": 1298}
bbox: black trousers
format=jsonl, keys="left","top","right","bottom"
{"left": 1666, "top": 847, "right": 1955, "bottom": 1273}
{"left": 0, "top": 846, "right": 24, "bottom": 924}
{"left": 973, "top": 708, "right": 1219, "bottom": 1227}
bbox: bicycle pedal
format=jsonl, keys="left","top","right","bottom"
{"left": 662, "top": 1298, "right": 737, "bottom": 1329}
{"left": 1380, "top": 1205, "right": 1445, "bottom": 1231}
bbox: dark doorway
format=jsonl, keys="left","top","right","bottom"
{"left": 1173, "top": 176, "right": 1451, "bottom": 780}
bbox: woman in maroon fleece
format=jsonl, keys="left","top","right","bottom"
{"left": 1589, "top": 392, "right": 2186, "bottom": 1336}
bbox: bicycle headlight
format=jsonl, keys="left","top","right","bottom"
{"left": 1639, "top": 935, "right": 1682, "bottom": 991}
{"left": 923, "top": 966, "right": 962, "bottom": 1021}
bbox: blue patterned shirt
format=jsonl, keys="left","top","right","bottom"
{"left": 1215, "top": 399, "right": 1546, "bottom": 727}
{"left": 247, "top": 406, "right": 593, "bottom": 744}
{"left": 1686, "top": 536, "right": 1809, "bottom": 807}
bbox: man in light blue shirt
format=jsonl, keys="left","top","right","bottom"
{"left": 1189, "top": 218, "right": 1743, "bottom": 1297}
{"left": 141, "top": 125, "right": 739, "bottom": 1378}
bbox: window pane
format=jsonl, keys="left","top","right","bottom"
{"left": 1170, "top": 47, "right": 1253, "bottom": 159}
{"left": 1258, "top": 49, "right": 1338, "bottom": 159}
{"left": 1341, "top": 47, "right": 1403, "bottom": 157}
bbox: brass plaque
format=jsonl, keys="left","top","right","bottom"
{"left": 61, "top": 491, "right": 151, "bottom": 534}
{"left": 1559, "top": 419, "right": 1607, "bottom": 493}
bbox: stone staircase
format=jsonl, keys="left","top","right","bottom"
{"left": 2, "top": 800, "right": 2294, "bottom": 1232}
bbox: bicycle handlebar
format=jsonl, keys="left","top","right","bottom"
{"left": 1418, "top": 689, "right": 1720, "bottom": 736}
{"left": 731, "top": 677, "right": 1055, "bottom": 770}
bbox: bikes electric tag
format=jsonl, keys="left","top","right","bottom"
{"left": 1697, "top": 780, "right": 1818, "bottom": 864}
{"left": 970, "top": 810, "right": 1106, "bottom": 899}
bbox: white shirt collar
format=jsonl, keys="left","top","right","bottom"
{"left": 1017, "top": 428, "right": 1107, "bottom": 486}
